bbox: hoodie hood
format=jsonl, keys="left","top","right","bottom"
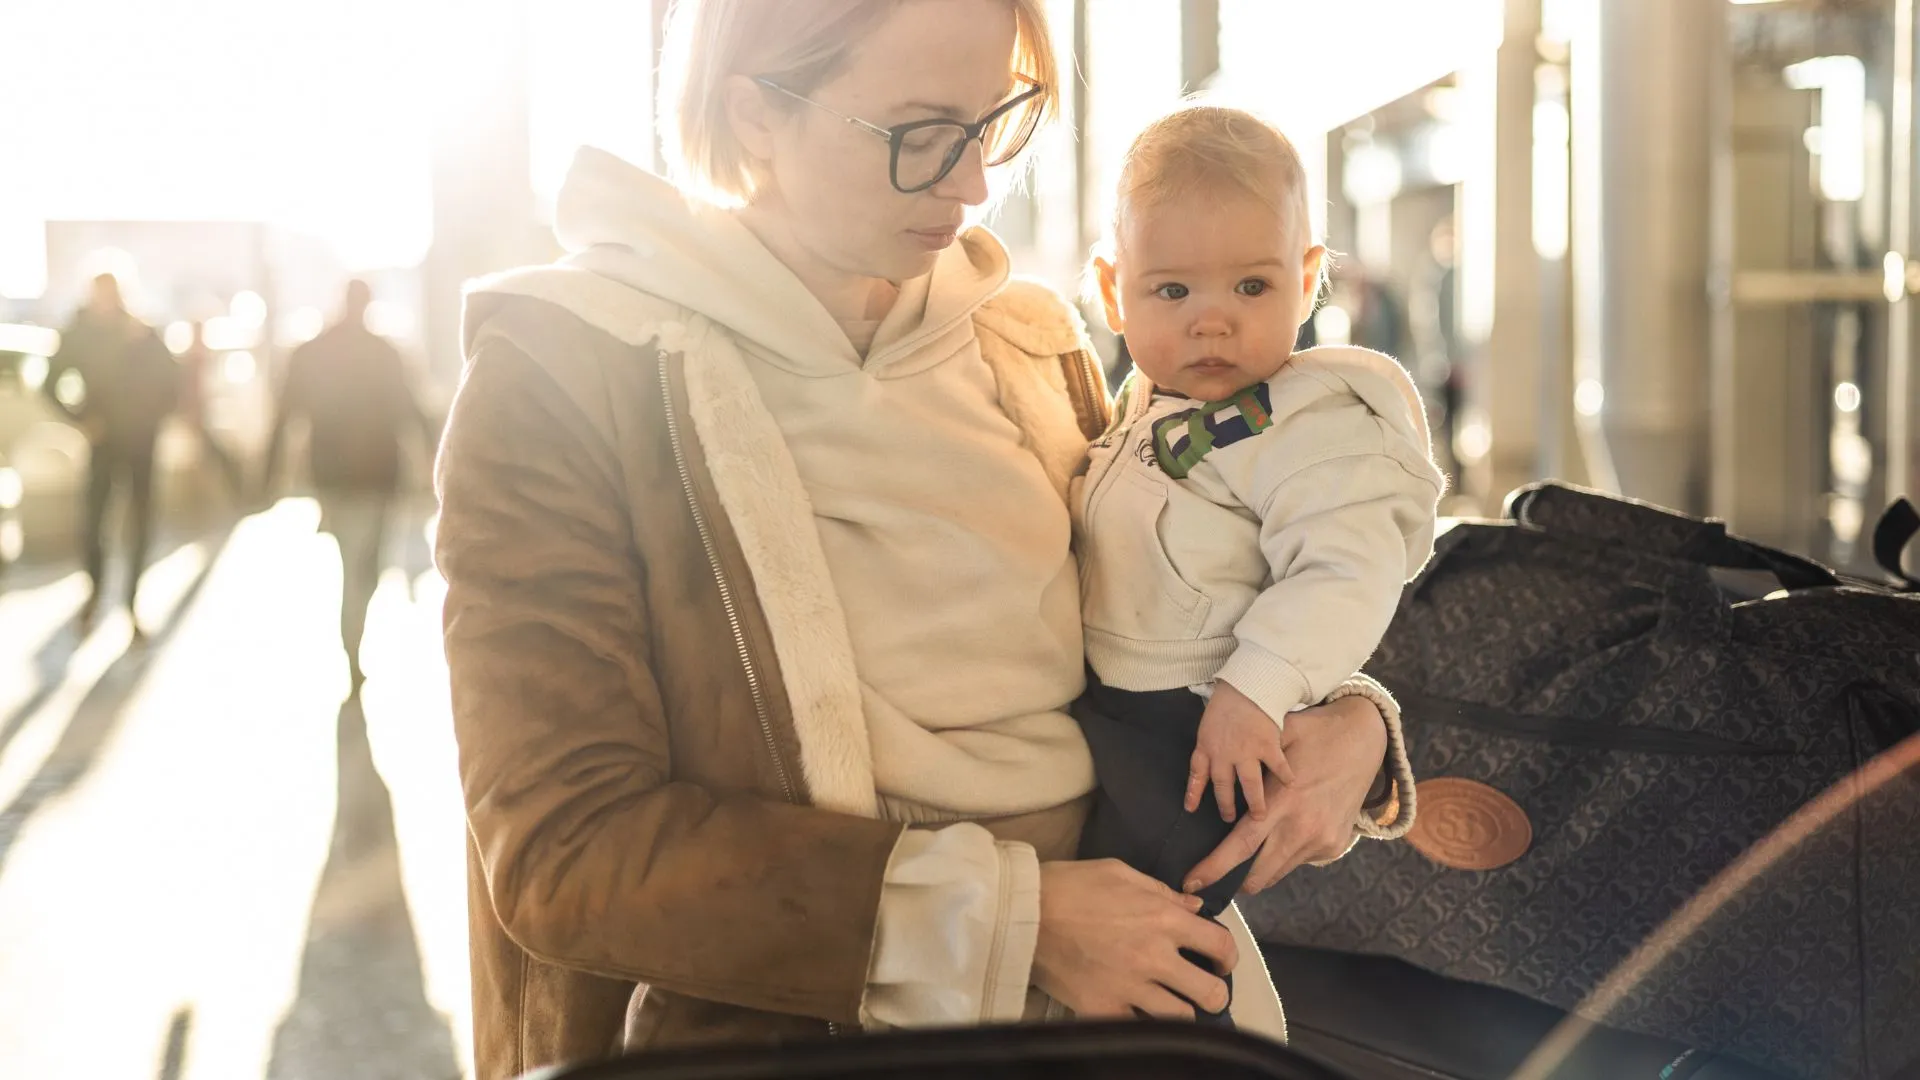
{"left": 552, "top": 146, "right": 1010, "bottom": 377}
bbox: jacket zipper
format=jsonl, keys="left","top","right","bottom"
{"left": 1078, "top": 364, "right": 1148, "bottom": 513}
{"left": 1070, "top": 348, "right": 1103, "bottom": 438}
{"left": 1397, "top": 688, "right": 1793, "bottom": 757}
{"left": 657, "top": 351, "right": 797, "bottom": 804}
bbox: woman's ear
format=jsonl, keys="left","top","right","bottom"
{"left": 722, "top": 74, "right": 782, "bottom": 165}
{"left": 1094, "top": 255, "right": 1126, "bottom": 334}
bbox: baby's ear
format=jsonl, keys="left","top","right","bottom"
{"left": 1300, "top": 245, "right": 1329, "bottom": 306}
{"left": 1091, "top": 255, "right": 1126, "bottom": 334}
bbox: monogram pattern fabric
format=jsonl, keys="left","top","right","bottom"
{"left": 1243, "top": 484, "right": 1920, "bottom": 1079}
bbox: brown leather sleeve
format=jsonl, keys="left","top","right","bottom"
{"left": 435, "top": 338, "right": 901, "bottom": 1024}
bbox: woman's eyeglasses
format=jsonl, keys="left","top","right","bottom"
{"left": 753, "top": 75, "right": 1046, "bottom": 194}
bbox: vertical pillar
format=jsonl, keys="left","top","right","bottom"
{"left": 1888, "top": 0, "right": 1914, "bottom": 509}
{"left": 424, "top": 0, "right": 539, "bottom": 387}
{"left": 1072, "top": 0, "right": 1096, "bottom": 263}
{"left": 1490, "top": 0, "right": 1546, "bottom": 501}
{"left": 1572, "top": 0, "right": 1720, "bottom": 512}
{"left": 1180, "top": 0, "right": 1220, "bottom": 95}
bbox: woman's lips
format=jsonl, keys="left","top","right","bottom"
{"left": 908, "top": 227, "right": 959, "bottom": 250}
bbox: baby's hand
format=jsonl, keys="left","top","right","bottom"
{"left": 1186, "top": 680, "right": 1297, "bottom": 823}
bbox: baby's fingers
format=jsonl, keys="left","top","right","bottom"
{"left": 1212, "top": 761, "right": 1239, "bottom": 824}
{"left": 1185, "top": 750, "right": 1211, "bottom": 813}
{"left": 1237, "top": 760, "right": 1268, "bottom": 820}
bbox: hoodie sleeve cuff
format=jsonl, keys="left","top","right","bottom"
{"left": 1322, "top": 673, "right": 1417, "bottom": 843}
{"left": 983, "top": 841, "right": 1041, "bottom": 1022}
{"left": 1214, "top": 643, "right": 1313, "bottom": 731}
{"left": 859, "top": 825, "right": 1040, "bottom": 1030}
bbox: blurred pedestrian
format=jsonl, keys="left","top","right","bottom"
{"left": 176, "top": 321, "right": 246, "bottom": 497}
{"left": 45, "top": 272, "right": 179, "bottom": 634}
{"left": 261, "top": 280, "right": 435, "bottom": 691}
{"left": 1410, "top": 219, "right": 1462, "bottom": 480}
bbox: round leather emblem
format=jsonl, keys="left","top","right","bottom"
{"left": 1407, "top": 778, "right": 1532, "bottom": 871}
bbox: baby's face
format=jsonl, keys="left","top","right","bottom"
{"left": 1100, "top": 190, "right": 1323, "bottom": 402}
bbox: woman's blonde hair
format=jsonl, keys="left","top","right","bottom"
{"left": 1114, "top": 104, "right": 1315, "bottom": 249}
{"left": 658, "top": 0, "right": 1061, "bottom": 206}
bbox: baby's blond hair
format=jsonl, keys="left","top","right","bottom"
{"left": 1113, "top": 104, "right": 1314, "bottom": 252}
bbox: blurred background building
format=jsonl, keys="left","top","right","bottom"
{"left": 4, "top": 0, "right": 1909, "bottom": 572}
{"left": 0, "top": 1, "right": 1912, "bottom": 1077}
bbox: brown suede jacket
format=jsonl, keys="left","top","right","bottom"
{"left": 435, "top": 270, "right": 1110, "bottom": 1079}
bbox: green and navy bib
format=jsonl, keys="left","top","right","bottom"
{"left": 1150, "top": 384, "right": 1276, "bottom": 479}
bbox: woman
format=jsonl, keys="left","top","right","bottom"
{"left": 434, "top": 1, "right": 1411, "bottom": 1075}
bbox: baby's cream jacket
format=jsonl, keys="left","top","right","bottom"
{"left": 1075, "top": 346, "right": 1446, "bottom": 725}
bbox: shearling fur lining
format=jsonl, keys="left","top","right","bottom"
{"left": 974, "top": 277, "right": 1090, "bottom": 358}
{"left": 972, "top": 281, "right": 1098, "bottom": 500}
{"left": 974, "top": 328, "right": 1090, "bottom": 501}
{"left": 461, "top": 266, "right": 878, "bottom": 819}
{"left": 677, "top": 317, "right": 878, "bottom": 818}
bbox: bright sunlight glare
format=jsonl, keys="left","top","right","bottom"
{"left": 0, "top": 0, "right": 465, "bottom": 272}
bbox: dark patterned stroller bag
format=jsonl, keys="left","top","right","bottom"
{"left": 1244, "top": 483, "right": 1920, "bottom": 1079}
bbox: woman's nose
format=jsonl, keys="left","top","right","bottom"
{"left": 930, "top": 139, "right": 991, "bottom": 206}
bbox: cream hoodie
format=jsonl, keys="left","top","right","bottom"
{"left": 513, "top": 148, "right": 1371, "bottom": 1039}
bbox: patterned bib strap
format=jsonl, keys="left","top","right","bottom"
{"left": 1151, "top": 383, "right": 1275, "bottom": 479}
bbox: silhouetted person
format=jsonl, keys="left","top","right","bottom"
{"left": 46, "top": 272, "right": 179, "bottom": 633}
{"left": 262, "top": 280, "right": 434, "bottom": 692}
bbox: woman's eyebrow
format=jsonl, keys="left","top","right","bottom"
{"left": 898, "top": 84, "right": 1020, "bottom": 122}
{"left": 898, "top": 100, "right": 970, "bottom": 120}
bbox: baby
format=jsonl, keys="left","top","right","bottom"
{"left": 1070, "top": 105, "right": 1443, "bottom": 1024}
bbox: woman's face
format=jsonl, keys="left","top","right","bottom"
{"left": 753, "top": 0, "right": 1023, "bottom": 284}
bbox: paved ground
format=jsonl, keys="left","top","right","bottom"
{"left": 0, "top": 497, "right": 473, "bottom": 1080}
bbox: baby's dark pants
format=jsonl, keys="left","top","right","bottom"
{"left": 1071, "top": 670, "right": 1256, "bottom": 1028}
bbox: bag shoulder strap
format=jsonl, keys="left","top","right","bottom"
{"left": 1507, "top": 481, "right": 1840, "bottom": 590}
{"left": 1872, "top": 498, "right": 1920, "bottom": 589}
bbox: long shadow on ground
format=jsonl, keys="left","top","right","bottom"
{"left": 0, "top": 531, "right": 228, "bottom": 878}
{"left": 0, "top": 533, "right": 202, "bottom": 761}
{"left": 264, "top": 696, "right": 459, "bottom": 1080}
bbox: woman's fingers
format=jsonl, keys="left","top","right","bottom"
{"left": 1154, "top": 931, "right": 1235, "bottom": 1016}
{"left": 1263, "top": 744, "right": 1297, "bottom": 786}
{"left": 1239, "top": 827, "right": 1310, "bottom": 894}
{"left": 1185, "top": 799, "right": 1273, "bottom": 892}
{"left": 1131, "top": 985, "right": 1199, "bottom": 1021}
{"left": 1236, "top": 760, "right": 1267, "bottom": 821}
{"left": 1032, "top": 858, "right": 1246, "bottom": 1021}
{"left": 1172, "top": 907, "right": 1239, "bottom": 975}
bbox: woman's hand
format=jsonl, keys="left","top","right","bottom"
{"left": 1183, "top": 694, "right": 1388, "bottom": 895}
{"left": 1032, "top": 859, "right": 1238, "bottom": 1020}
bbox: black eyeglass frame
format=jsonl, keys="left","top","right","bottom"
{"left": 753, "top": 74, "right": 1047, "bottom": 194}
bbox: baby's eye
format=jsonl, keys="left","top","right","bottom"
{"left": 1153, "top": 283, "right": 1190, "bottom": 301}
{"left": 1236, "top": 278, "right": 1270, "bottom": 297}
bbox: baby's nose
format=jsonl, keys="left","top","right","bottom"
{"left": 1189, "top": 310, "right": 1232, "bottom": 336}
